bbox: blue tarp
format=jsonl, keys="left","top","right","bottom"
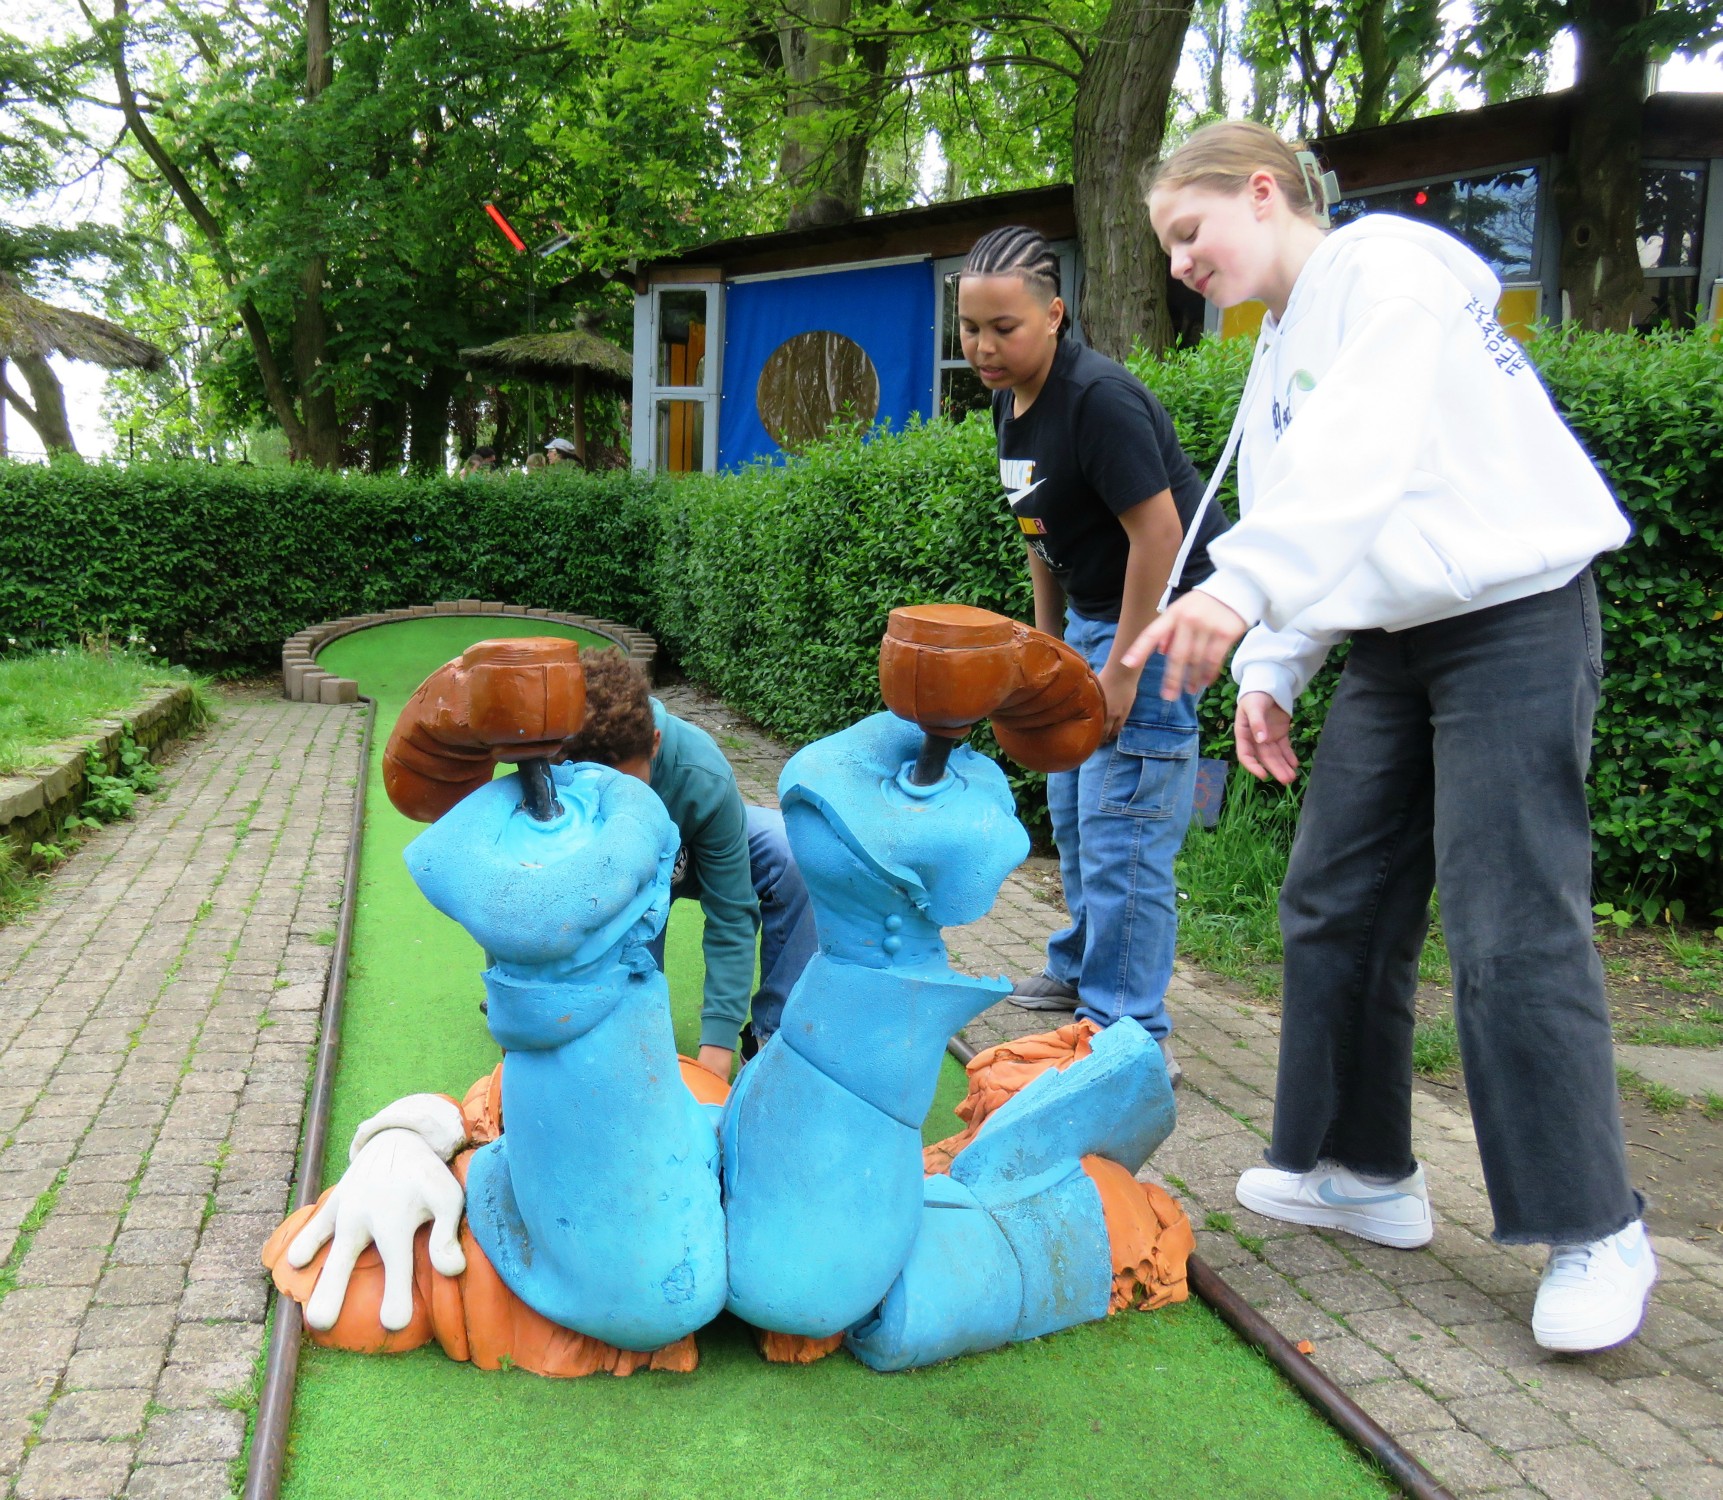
{"left": 717, "top": 260, "right": 936, "bottom": 471}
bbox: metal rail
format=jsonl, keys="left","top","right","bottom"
{"left": 942, "top": 1032, "right": 1456, "bottom": 1500}
{"left": 243, "top": 695, "right": 375, "bottom": 1500}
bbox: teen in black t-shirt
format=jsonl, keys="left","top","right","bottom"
{"left": 958, "top": 225, "right": 1228, "bottom": 1083}
{"left": 992, "top": 338, "right": 1223, "bottom": 621}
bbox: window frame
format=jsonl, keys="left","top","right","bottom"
{"left": 632, "top": 281, "right": 723, "bottom": 474}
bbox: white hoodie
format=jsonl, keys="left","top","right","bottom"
{"left": 1194, "top": 214, "right": 1630, "bottom": 714}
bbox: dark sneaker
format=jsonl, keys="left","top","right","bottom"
{"left": 1008, "top": 972, "right": 1079, "bottom": 1012}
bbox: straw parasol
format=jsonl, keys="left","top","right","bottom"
{"left": 0, "top": 270, "right": 167, "bottom": 455}
{"left": 0, "top": 270, "right": 166, "bottom": 371}
{"left": 459, "top": 327, "right": 630, "bottom": 463}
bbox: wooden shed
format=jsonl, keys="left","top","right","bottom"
{"left": 629, "top": 90, "right": 1722, "bottom": 475}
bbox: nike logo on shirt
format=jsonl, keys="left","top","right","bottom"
{"left": 1007, "top": 477, "right": 1045, "bottom": 509}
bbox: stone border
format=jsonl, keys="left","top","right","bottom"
{"left": 280, "top": 601, "right": 659, "bottom": 703}
{"left": 0, "top": 684, "right": 204, "bottom": 865}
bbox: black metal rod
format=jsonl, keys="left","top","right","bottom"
{"left": 516, "top": 756, "right": 562, "bottom": 820}
{"left": 908, "top": 733, "right": 958, "bottom": 786}
{"left": 942, "top": 1033, "right": 1454, "bottom": 1500}
{"left": 246, "top": 695, "right": 376, "bottom": 1500}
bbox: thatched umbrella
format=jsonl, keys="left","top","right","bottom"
{"left": 459, "top": 327, "right": 631, "bottom": 464}
{"left": 0, "top": 270, "right": 167, "bottom": 455}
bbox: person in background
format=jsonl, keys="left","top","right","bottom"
{"left": 458, "top": 444, "right": 497, "bottom": 479}
{"left": 955, "top": 224, "right": 1229, "bottom": 1090}
{"left": 545, "top": 436, "right": 579, "bottom": 465}
{"left": 1127, "top": 120, "right": 1650, "bottom": 1353}
{"left": 563, "top": 651, "right": 817, "bottom": 1080}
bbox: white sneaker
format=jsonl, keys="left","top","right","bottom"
{"left": 1235, "top": 1160, "right": 1434, "bottom": 1248}
{"left": 1532, "top": 1219, "right": 1657, "bottom": 1352}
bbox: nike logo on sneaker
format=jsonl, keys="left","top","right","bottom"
{"left": 1316, "top": 1180, "right": 1414, "bottom": 1209}
{"left": 1617, "top": 1229, "right": 1646, "bottom": 1267}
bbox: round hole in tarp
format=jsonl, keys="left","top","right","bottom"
{"left": 756, "top": 331, "right": 880, "bottom": 452}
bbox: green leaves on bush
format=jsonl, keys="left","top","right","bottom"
{"left": 0, "top": 327, "right": 1716, "bottom": 906}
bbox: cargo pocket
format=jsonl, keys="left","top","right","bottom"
{"left": 1097, "top": 722, "right": 1196, "bottom": 819}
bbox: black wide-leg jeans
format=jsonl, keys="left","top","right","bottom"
{"left": 1267, "top": 572, "right": 1641, "bottom": 1244}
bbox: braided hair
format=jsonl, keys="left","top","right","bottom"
{"left": 961, "top": 226, "right": 1069, "bottom": 337}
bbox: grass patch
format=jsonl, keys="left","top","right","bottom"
{"left": 1617, "top": 1067, "right": 1689, "bottom": 1116}
{"left": 1412, "top": 1015, "right": 1461, "bottom": 1081}
{"left": 1616, "top": 1009, "right": 1723, "bottom": 1047}
{"left": 0, "top": 1168, "right": 67, "bottom": 1303}
{"left": 0, "top": 645, "right": 210, "bottom": 774}
{"left": 1175, "top": 772, "right": 1449, "bottom": 995}
{"left": 1701, "top": 1093, "right": 1723, "bottom": 1122}
{"left": 277, "top": 618, "right": 1397, "bottom": 1500}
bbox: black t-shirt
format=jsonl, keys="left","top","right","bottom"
{"left": 992, "top": 339, "right": 1223, "bottom": 622}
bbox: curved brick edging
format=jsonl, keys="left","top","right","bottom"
{"left": 280, "top": 601, "right": 659, "bottom": 703}
{"left": 0, "top": 683, "right": 204, "bottom": 865}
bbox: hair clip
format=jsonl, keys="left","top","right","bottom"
{"left": 1293, "top": 149, "right": 1340, "bottom": 228}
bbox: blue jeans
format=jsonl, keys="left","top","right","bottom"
{"left": 744, "top": 805, "right": 816, "bottom": 1041}
{"left": 649, "top": 806, "right": 815, "bottom": 1046}
{"left": 1045, "top": 611, "right": 1201, "bottom": 1042}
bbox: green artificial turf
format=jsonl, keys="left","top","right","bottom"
{"left": 284, "top": 618, "right": 1393, "bottom": 1500}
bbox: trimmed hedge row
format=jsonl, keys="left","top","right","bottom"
{"left": 2, "top": 328, "right": 1717, "bottom": 905}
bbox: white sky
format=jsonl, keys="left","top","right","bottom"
{"left": 12, "top": 24, "right": 1723, "bottom": 460}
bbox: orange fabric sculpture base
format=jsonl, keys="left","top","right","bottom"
{"left": 264, "top": 1031, "right": 1193, "bottom": 1377}
{"left": 926, "top": 1020, "right": 1195, "bottom": 1313}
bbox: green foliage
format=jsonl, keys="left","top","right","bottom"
{"left": 1411, "top": 1014, "right": 1461, "bottom": 1080}
{"left": 1, "top": 328, "right": 1716, "bottom": 905}
{"left": 0, "top": 464, "right": 664, "bottom": 672}
{"left": 1132, "top": 327, "right": 1723, "bottom": 911}
{"left": 0, "top": 643, "right": 206, "bottom": 774}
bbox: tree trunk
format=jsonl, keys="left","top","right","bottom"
{"left": 1352, "top": 0, "right": 1392, "bottom": 129}
{"left": 776, "top": 0, "right": 873, "bottom": 229}
{"left": 11, "top": 353, "right": 77, "bottom": 455}
{"left": 570, "top": 368, "right": 588, "bottom": 464}
{"left": 292, "top": 0, "right": 342, "bottom": 465}
{"left": 1553, "top": 0, "right": 1650, "bottom": 332}
{"left": 92, "top": 0, "right": 312, "bottom": 457}
{"left": 406, "top": 367, "right": 455, "bottom": 474}
{"left": 1072, "top": 0, "right": 1195, "bottom": 360}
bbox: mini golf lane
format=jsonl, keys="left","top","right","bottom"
{"left": 280, "top": 618, "right": 1396, "bottom": 1500}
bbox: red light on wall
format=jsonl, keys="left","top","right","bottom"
{"left": 1414, "top": 190, "right": 1429, "bottom": 206}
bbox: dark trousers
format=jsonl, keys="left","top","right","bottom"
{"left": 1268, "top": 572, "right": 1641, "bottom": 1244}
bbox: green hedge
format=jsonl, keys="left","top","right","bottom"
{"left": 0, "top": 465, "right": 665, "bottom": 667}
{"left": 1, "top": 328, "right": 1717, "bottom": 906}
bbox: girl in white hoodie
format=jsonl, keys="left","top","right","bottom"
{"left": 1124, "top": 120, "right": 1652, "bottom": 1354}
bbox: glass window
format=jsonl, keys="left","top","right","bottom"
{"left": 756, "top": 330, "right": 880, "bottom": 451}
{"left": 654, "top": 398, "right": 705, "bottom": 474}
{"left": 939, "top": 365, "right": 990, "bottom": 419}
{"left": 1639, "top": 166, "right": 1706, "bottom": 270}
{"left": 1331, "top": 168, "right": 1540, "bottom": 279}
{"left": 656, "top": 290, "right": 708, "bottom": 388}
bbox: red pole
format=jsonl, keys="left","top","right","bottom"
{"left": 484, "top": 202, "right": 525, "bottom": 253}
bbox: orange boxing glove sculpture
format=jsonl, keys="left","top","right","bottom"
{"left": 877, "top": 603, "right": 1105, "bottom": 782}
{"left": 383, "top": 637, "right": 588, "bottom": 823}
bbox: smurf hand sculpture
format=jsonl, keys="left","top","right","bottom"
{"left": 264, "top": 614, "right": 1191, "bottom": 1377}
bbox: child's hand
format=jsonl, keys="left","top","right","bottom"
{"left": 1121, "top": 591, "right": 1247, "bottom": 698}
{"left": 1235, "top": 692, "right": 1299, "bottom": 785}
{"left": 1096, "top": 661, "right": 1140, "bottom": 742}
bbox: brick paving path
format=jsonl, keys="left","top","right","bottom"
{"left": 0, "top": 693, "right": 361, "bottom": 1500}
{"left": 660, "top": 679, "right": 1723, "bottom": 1500}
{"left": 2, "top": 675, "right": 1717, "bottom": 1500}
